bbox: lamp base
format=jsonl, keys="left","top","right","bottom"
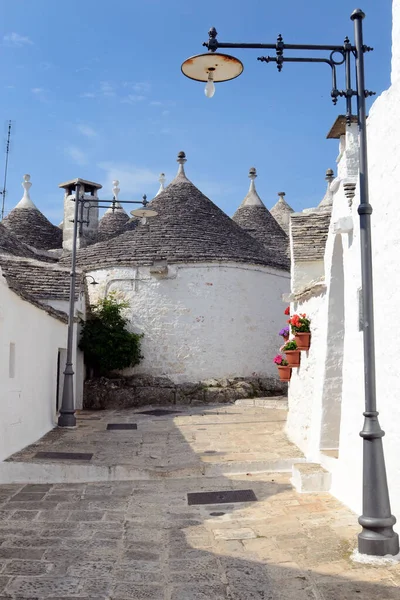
{"left": 57, "top": 412, "right": 77, "bottom": 428}
{"left": 358, "top": 530, "right": 399, "bottom": 557}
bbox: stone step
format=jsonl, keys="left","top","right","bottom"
{"left": 291, "top": 462, "right": 331, "bottom": 493}
{"left": 234, "top": 396, "right": 288, "bottom": 409}
{"left": 0, "top": 455, "right": 305, "bottom": 485}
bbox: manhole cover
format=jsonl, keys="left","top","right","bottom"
{"left": 107, "top": 423, "right": 138, "bottom": 430}
{"left": 187, "top": 489, "right": 257, "bottom": 506}
{"left": 34, "top": 452, "right": 93, "bottom": 461}
{"left": 140, "top": 409, "right": 180, "bottom": 417}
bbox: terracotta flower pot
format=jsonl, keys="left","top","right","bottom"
{"left": 277, "top": 365, "right": 292, "bottom": 381}
{"left": 285, "top": 350, "right": 301, "bottom": 367}
{"left": 294, "top": 332, "right": 311, "bottom": 351}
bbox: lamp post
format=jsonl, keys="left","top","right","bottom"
{"left": 58, "top": 182, "right": 158, "bottom": 429}
{"left": 181, "top": 8, "right": 399, "bottom": 557}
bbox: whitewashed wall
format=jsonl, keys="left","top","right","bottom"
{"left": 0, "top": 270, "right": 67, "bottom": 462}
{"left": 42, "top": 297, "right": 85, "bottom": 410}
{"left": 87, "top": 262, "right": 290, "bottom": 383}
{"left": 287, "top": 2, "right": 400, "bottom": 522}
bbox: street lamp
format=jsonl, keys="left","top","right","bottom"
{"left": 58, "top": 181, "right": 158, "bottom": 429}
{"left": 182, "top": 8, "right": 399, "bottom": 557}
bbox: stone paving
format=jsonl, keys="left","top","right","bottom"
{"left": 0, "top": 404, "right": 399, "bottom": 598}
{"left": 6, "top": 401, "right": 300, "bottom": 480}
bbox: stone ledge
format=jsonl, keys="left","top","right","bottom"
{"left": 291, "top": 462, "right": 331, "bottom": 493}
{"left": 83, "top": 375, "right": 287, "bottom": 410}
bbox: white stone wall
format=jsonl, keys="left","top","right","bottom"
{"left": 42, "top": 297, "right": 85, "bottom": 410}
{"left": 287, "top": 1, "right": 400, "bottom": 522}
{"left": 86, "top": 262, "right": 290, "bottom": 383}
{"left": 0, "top": 270, "right": 67, "bottom": 462}
{"left": 285, "top": 288, "right": 328, "bottom": 456}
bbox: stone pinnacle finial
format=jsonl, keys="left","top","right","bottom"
{"left": 22, "top": 174, "right": 32, "bottom": 197}
{"left": 241, "top": 166, "right": 263, "bottom": 207}
{"left": 156, "top": 173, "right": 166, "bottom": 196}
{"left": 325, "top": 168, "right": 334, "bottom": 183}
{"left": 15, "top": 173, "right": 36, "bottom": 209}
{"left": 278, "top": 192, "right": 286, "bottom": 199}
{"left": 112, "top": 179, "right": 120, "bottom": 201}
{"left": 248, "top": 167, "right": 257, "bottom": 180}
{"left": 176, "top": 151, "right": 187, "bottom": 177}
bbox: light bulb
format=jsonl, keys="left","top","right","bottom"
{"left": 204, "top": 72, "right": 215, "bottom": 98}
{"left": 141, "top": 216, "right": 147, "bottom": 225}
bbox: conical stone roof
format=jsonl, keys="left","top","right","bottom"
{"left": 2, "top": 175, "right": 62, "bottom": 251}
{"left": 65, "top": 152, "right": 289, "bottom": 272}
{"left": 233, "top": 168, "right": 289, "bottom": 259}
{"left": 98, "top": 206, "right": 130, "bottom": 242}
{"left": 97, "top": 180, "right": 130, "bottom": 242}
{"left": 0, "top": 222, "right": 39, "bottom": 259}
{"left": 270, "top": 192, "right": 294, "bottom": 235}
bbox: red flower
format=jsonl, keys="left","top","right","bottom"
{"left": 284, "top": 306, "right": 290, "bottom": 315}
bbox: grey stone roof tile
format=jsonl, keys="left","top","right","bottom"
{"left": 97, "top": 207, "right": 130, "bottom": 242}
{"left": 270, "top": 194, "right": 294, "bottom": 235}
{"left": 2, "top": 207, "right": 62, "bottom": 250}
{"left": 63, "top": 167, "right": 290, "bottom": 272}
{"left": 0, "top": 223, "right": 40, "bottom": 259}
{"left": 291, "top": 212, "right": 331, "bottom": 261}
{"left": 0, "top": 256, "right": 81, "bottom": 301}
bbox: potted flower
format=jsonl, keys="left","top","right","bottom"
{"left": 288, "top": 313, "right": 311, "bottom": 351}
{"left": 279, "top": 326, "right": 290, "bottom": 343}
{"left": 273, "top": 354, "right": 292, "bottom": 381}
{"left": 282, "top": 339, "right": 301, "bottom": 367}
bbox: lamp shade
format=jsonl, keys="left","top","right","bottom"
{"left": 130, "top": 207, "right": 158, "bottom": 218}
{"left": 181, "top": 52, "right": 244, "bottom": 82}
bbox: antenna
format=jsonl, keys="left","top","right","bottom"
{"left": 0, "top": 121, "right": 12, "bottom": 220}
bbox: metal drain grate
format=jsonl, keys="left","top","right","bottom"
{"left": 107, "top": 423, "right": 138, "bottom": 430}
{"left": 139, "top": 409, "right": 180, "bottom": 417}
{"left": 187, "top": 489, "right": 257, "bottom": 506}
{"left": 34, "top": 452, "right": 93, "bottom": 461}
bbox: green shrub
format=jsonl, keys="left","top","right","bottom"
{"left": 79, "top": 293, "right": 143, "bottom": 376}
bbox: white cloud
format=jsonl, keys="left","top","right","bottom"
{"left": 77, "top": 124, "right": 98, "bottom": 138}
{"left": 100, "top": 81, "right": 116, "bottom": 97}
{"left": 4, "top": 32, "right": 33, "bottom": 47}
{"left": 31, "top": 87, "right": 44, "bottom": 94}
{"left": 80, "top": 92, "right": 96, "bottom": 98}
{"left": 150, "top": 101, "right": 163, "bottom": 107}
{"left": 121, "top": 94, "right": 146, "bottom": 104}
{"left": 65, "top": 146, "right": 88, "bottom": 166}
{"left": 123, "top": 81, "right": 151, "bottom": 94}
{"left": 98, "top": 162, "right": 162, "bottom": 197}
{"left": 162, "top": 110, "right": 170, "bottom": 116}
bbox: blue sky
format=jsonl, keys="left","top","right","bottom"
{"left": 0, "top": 0, "right": 393, "bottom": 223}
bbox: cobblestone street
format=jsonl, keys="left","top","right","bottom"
{"left": 0, "top": 404, "right": 399, "bottom": 599}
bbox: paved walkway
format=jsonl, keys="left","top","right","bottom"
{"left": 0, "top": 404, "right": 399, "bottom": 599}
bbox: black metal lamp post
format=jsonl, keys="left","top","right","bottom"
{"left": 181, "top": 8, "right": 399, "bottom": 557}
{"left": 58, "top": 181, "right": 158, "bottom": 429}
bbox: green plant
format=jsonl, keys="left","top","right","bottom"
{"left": 288, "top": 313, "right": 311, "bottom": 333}
{"left": 282, "top": 340, "right": 298, "bottom": 351}
{"left": 79, "top": 293, "right": 143, "bottom": 376}
{"left": 273, "top": 354, "right": 289, "bottom": 366}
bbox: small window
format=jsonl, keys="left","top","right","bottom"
{"left": 9, "top": 342, "right": 16, "bottom": 378}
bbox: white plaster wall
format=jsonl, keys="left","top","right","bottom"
{"left": 290, "top": 260, "right": 324, "bottom": 295}
{"left": 0, "top": 271, "right": 67, "bottom": 462}
{"left": 288, "top": 2, "right": 400, "bottom": 521}
{"left": 285, "top": 289, "right": 328, "bottom": 456}
{"left": 43, "top": 297, "right": 85, "bottom": 410}
{"left": 86, "top": 262, "right": 290, "bottom": 383}
{"left": 330, "top": 75, "right": 400, "bottom": 521}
